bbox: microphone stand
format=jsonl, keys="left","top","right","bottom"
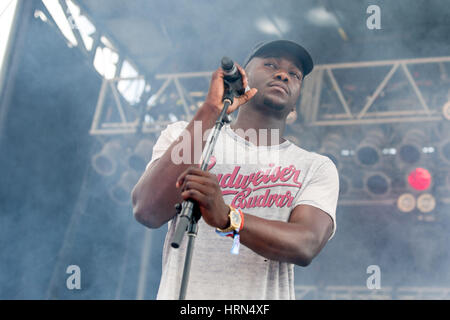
{"left": 170, "top": 84, "right": 236, "bottom": 300}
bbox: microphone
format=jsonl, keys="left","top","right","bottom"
{"left": 221, "top": 57, "right": 246, "bottom": 96}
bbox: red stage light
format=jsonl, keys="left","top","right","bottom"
{"left": 408, "top": 168, "right": 432, "bottom": 191}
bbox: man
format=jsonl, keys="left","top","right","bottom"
{"left": 131, "top": 40, "right": 339, "bottom": 299}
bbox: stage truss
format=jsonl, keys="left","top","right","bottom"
{"left": 89, "top": 56, "right": 450, "bottom": 135}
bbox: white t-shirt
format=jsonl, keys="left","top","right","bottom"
{"left": 147, "top": 121, "right": 339, "bottom": 299}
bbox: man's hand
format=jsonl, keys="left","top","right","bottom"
{"left": 176, "top": 166, "right": 230, "bottom": 229}
{"left": 204, "top": 64, "right": 258, "bottom": 115}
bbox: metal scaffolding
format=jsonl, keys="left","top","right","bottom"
{"left": 89, "top": 71, "right": 212, "bottom": 135}
{"left": 89, "top": 56, "right": 450, "bottom": 136}
{"left": 300, "top": 57, "right": 450, "bottom": 126}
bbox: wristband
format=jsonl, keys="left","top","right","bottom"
{"left": 215, "top": 206, "right": 244, "bottom": 255}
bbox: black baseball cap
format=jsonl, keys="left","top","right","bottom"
{"left": 243, "top": 40, "right": 314, "bottom": 77}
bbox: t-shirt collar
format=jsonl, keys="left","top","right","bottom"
{"left": 224, "top": 124, "right": 292, "bottom": 149}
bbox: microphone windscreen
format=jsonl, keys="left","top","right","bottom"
{"left": 221, "top": 56, "right": 234, "bottom": 71}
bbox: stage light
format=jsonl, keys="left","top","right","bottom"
{"left": 255, "top": 17, "right": 290, "bottom": 36}
{"left": 407, "top": 167, "right": 432, "bottom": 191}
{"left": 417, "top": 193, "right": 436, "bottom": 213}
{"left": 319, "top": 133, "right": 343, "bottom": 169}
{"left": 364, "top": 171, "right": 391, "bottom": 197}
{"left": 355, "top": 129, "right": 385, "bottom": 167}
{"left": 397, "top": 193, "right": 416, "bottom": 213}
{"left": 339, "top": 175, "right": 351, "bottom": 196}
{"left": 127, "top": 139, "right": 154, "bottom": 172}
{"left": 91, "top": 140, "right": 122, "bottom": 176}
{"left": 306, "top": 7, "right": 339, "bottom": 27}
{"left": 109, "top": 170, "right": 140, "bottom": 205}
{"left": 398, "top": 130, "right": 427, "bottom": 166}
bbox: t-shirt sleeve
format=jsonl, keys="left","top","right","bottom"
{"left": 293, "top": 158, "right": 339, "bottom": 240}
{"left": 146, "top": 121, "right": 189, "bottom": 171}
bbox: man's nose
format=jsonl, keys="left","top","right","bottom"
{"left": 275, "top": 71, "right": 289, "bottom": 82}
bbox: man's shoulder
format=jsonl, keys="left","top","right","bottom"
{"left": 157, "top": 120, "right": 189, "bottom": 138}
{"left": 165, "top": 120, "right": 189, "bottom": 131}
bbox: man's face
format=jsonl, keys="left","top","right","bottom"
{"left": 245, "top": 50, "right": 303, "bottom": 116}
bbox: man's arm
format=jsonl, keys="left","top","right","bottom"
{"left": 176, "top": 167, "right": 335, "bottom": 267}
{"left": 239, "top": 205, "right": 333, "bottom": 266}
{"left": 131, "top": 66, "right": 257, "bottom": 228}
{"left": 131, "top": 105, "right": 219, "bottom": 228}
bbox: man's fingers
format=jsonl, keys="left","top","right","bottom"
{"left": 241, "top": 87, "right": 258, "bottom": 102}
{"left": 203, "top": 68, "right": 226, "bottom": 112}
{"left": 236, "top": 64, "right": 248, "bottom": 89}
{"left": 181, "top": 188, "right": 207, "bottom": 205}
{"left": 206, "top": 62, "right": 254, "bottom": 115}
{"left": 211, "top": 67, "right": 224, "bottom": 81}
{"left": 178, "top": 175, "right": 215, "bottom": 192}
{"left": 176, "top": 167, "right": 215, "bottom": 188}
{"left": 181, "top": 180, "right": 212, "bottom": 195}
{"left": 228, "top": 88, "right": 258, "bottom": 113}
